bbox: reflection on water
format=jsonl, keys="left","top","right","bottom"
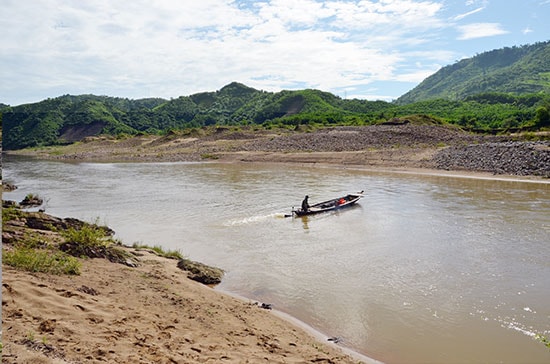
{"left": 3, "top": 156, "right": 550, "bottom": 364}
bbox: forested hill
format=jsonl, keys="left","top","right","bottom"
{"left": 396, "top": 40, "right": 550, "bottom": 104}
{"left": 2, "top": 40, "right": 550, "bottom": 150}
{"left": 1, "top": 83, "right": 395, "bottom": 150}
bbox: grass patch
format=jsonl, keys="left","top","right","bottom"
{"left": 3, "top": 247, "right": 81, "bottom": 275}
{"left": 15, "top": 231, "right": 51, "bottom": 249}
{"left": 200, "top": 153, "right": 220, "bottom": 160}
{"left": 131, "top": 243, "right": 184, "bottom": 260}
{"left": 2, "top": 205, "right": 23, "bottom": 223}
{"left": 47, "top": 149, "right": 65, "bottom": 156}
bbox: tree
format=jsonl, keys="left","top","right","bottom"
{"left": 535, "top": 106, "right": 550, "bottom": 127}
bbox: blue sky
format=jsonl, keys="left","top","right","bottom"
{"left": 1, "top": 0, "right": 548, "bottom": 106}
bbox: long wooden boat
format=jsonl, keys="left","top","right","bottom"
{"left": 292, "top": 191, "right": 364, "bottom": 217}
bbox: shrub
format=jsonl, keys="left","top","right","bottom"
{"left": 57, "top": 221, "right": 135, "bottom": 265}
{"left": 535, "top": 106, "right": 550, "bottom": 127}
{"left": 60, "top": 223, "right": 112, "bottom": 247}
{"left": 20, "top": 193, "right": 43, "bottom": 207}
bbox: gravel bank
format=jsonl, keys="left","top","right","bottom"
{"left": 239, "top": 124, "right": 485, "bottom": 152}
{"left": 433, "top": 141, "right": 550, "bottom": 177}
{"left": 6, "top": 124, "right": 549, "bottom": 178}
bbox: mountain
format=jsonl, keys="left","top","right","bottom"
{"left": 395, "top": 40, "right": 550, "bottom": 105}
{"left": 3, "top": 49, "right": 550, "bottom": 151}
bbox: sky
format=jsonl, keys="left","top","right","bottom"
{"left": 1, "top": 0, "right": 549, "bottom": 106}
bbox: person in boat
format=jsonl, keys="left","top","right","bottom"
{"left": 301, "top": 195, "right": 310, "bottom": 212}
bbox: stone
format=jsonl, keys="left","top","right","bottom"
{"left": 177, "top": 259, "right": 224, "bottom": 285}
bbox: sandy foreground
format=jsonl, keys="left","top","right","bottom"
{"left": 2, "top": 243, "right": 375, "bottom": 364}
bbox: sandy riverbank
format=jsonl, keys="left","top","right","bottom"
{"left": 2, "top": 239, "right": 375, "bottom": 364}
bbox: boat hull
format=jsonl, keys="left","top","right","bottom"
{"left": 292, "top": 192, "right": 363, "bottom": 217}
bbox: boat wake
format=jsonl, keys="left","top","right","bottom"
{"left": 223, "top": 213, "right": 284, "bottom": 226}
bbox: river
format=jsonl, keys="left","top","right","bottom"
{"left": 3, "top": 155, "right": 549, "bottom": 363}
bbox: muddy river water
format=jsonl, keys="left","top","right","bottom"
{"left": 3, "top": 156, "right": 549, "bottom": 363}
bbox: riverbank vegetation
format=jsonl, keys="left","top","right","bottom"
{"left": 131, "top": 242, "right": 184, "bottom": 260}
{"left": 2, "top": 201, "right": 223, "bottom": 284}
{"left": 2, "top": 88, "right": 549, "bottom": 151}
{"left": 2, "top": 204, "right": 134, "bottom": 274}
{"left": 3, "top": 246, "right": 82, "bottom": 275}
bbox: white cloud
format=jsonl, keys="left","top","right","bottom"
{"left": 465, "top": 0, "right": 488, "bottom": 6}
{"left": 255, "top": 0, "right": 335, "bottom": 27}
{"left": 1, "top": 0, "right": 452, "bottom": 104}
{"left": 453, "top": 6, "right": 484, "bottom": 21}
{"left": 9, "top": 0, "right": 541, "bottom": 105}
{"left": 328, "top": 0, "right": 444, "bottom": 32}
{"left": 395, "top": 68, "right": 439, "bottom": 83}
{"left": 456, "top": 23, "right": 508, "bottom": 40}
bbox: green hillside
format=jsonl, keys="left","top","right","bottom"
{"left": 396, "top": 41, "right": 550, "bottom": 104}
{"left": 2, "top": 40, "right": 550, "bottom": 151}
{"left": 3, "top": 82, "right": 388, "bottom": 150}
